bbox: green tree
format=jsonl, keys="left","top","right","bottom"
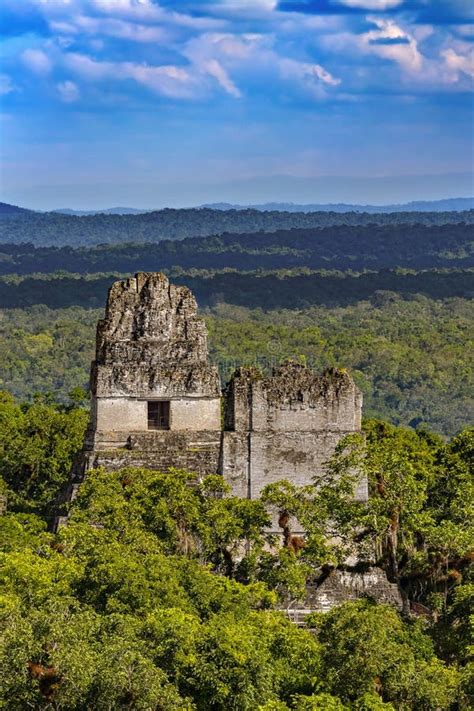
{"left": 0, "top": 392, "right": 87, "bottom": 516}
{"left": 309, "top": 600, "right": 460, "bottom": 708}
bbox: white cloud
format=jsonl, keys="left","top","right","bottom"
{"left": 0, "top": 74, "right": 15, "bottom": 95}
{"left": 63, "top": 48, "right": 242, "bottom": 98}
{"left": 91, "top": 0, "right": 163, "bottom": 20}
{"left": 54, "top": 23, "right": 340, "bottom": 101}
{"left": 50, "top": 15, "right": 169, "bottom": 42}
{"left": 210, "top": 0, "right": 277, "bottom": 13}
{"left": 23, "top": 0, "right": 223, "bottom": 32}
{"left": 442, "top": 47, "right": 474, "bottom": 79}
{"left": 184, "top": 32, "right": 266, "bottom": 65}
{"left": 279, "top": 58, "right": 340, "bottom": 87}
{"left": 453, "top": 25, "right": 474, "bottom": 39}
{"left": 1, "top": 0, "right": 471, "bottom": 117}
{"left": 314, "top": 14, "right": 474, "bottom": 92}
{"left": 57, "top": 79, "right": 80, "bottom": 102}
{"left": 63, "top": 52, "right": 198, "bottom": 97}
{"left": 362, "top": 17, "right": 424, "bottom": 72}
{"left": 202, "top": 58, "right": 241, "bottom": 96}
{"left": 184, "top": 31, "right": 340, "bottom": 99}
{"left": 183, "top": 33, "right": 259, "bottom": 96}
{"left": 49, "top": 20, "right": 79, "bottom": 34}
{"left": 16, "top": 0, "right": 467, "bottom": 104}
{"left": 64, "top": 52, "right": 111, "bottom": 80}
{"left": 125, "top": 62, "right": 195, "bottom": 97}
{"left": 90, "top": 0, "right": 223, "bottom": 29}
{"left": 22, "top": 48, "right": 53, "bottom": 75}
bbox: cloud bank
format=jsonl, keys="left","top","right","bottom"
{"left": 3, "top": 0, "right": 473, "bottom": 104}
{"left": 1, "top": 0, "right": 473, "bottom": 208}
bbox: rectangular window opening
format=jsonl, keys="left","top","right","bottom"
{"left": 148, "top": 401, "right": 170, "bottom": 430}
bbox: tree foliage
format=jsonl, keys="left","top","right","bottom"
{"left": 0, "top": 392, "right": 87, "bottom": 517}
{"left": 0, "top": 415, "right": 472, "bottom": 708}
{"left": 1, "top": 208, "right": 471, "bottom": 247}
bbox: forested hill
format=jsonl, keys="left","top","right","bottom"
{"left": 0, "top": 269, "right": 472, "bottom": 310}
{"left": 1, "top": 222, "right": 472, "bottom": 273}
{"left": 0, "top": 202, "right": 34, "bottom": 217}
{"left": 203, "top": 197, "right": 474, "bottom": 212}
{"left": 0, "top": 205, "right": 472, "bottom": 246}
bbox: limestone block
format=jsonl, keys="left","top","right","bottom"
{"left": 95, "top": 397, "right": 147, "bottom": 432}
{"left": 170, "top": 397, "right": 221, "bottom": 431}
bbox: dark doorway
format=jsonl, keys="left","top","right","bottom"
{"left": 148, "top": 401, "right": 170, "bottom": 430}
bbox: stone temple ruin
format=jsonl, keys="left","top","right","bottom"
{"left": 62, "top": 272, "right": 402, "bottom": 611}
{"left": 69, "top": 271, "right": 364, "bottom": 514}
{"left": 83, "top": 271, "right": 222, "bottom": 481}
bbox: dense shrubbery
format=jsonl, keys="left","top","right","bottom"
{"left": 0, "top": 305, "right": 97, "bottom": 403}
{"left": 0, "top": 396, "right": 472, "bottom": 709}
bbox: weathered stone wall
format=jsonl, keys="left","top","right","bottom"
{"left": 222, "top": 363, "right": 365, "bottom": 529}
{"left": 94, "top": 397, "right": 146, "bottom": 435}
{"left": 310, "top": 568, "right": 403, "bottom": 611}
{"left": 222, "top": 430, "right": 364, "bottom": 500}
{"left": 70, "top": 275, "right": 365, "bottom": 508}
{"left": 169, "top": 397, "right": 221, "bottom": 431}
{"left": 224, "top": 363, "right": 362, "bottom": 431}
{"left": 67, "top": 272, "right": 223, "bottom": 488}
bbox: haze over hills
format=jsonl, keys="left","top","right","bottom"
{"left": 6, "top": 171, "right": 473, "bottom": 211}
{"left": 1, "top": 196, "right": 473, "bottom": 218}
{"left": 53, "top": 206, "right": 151, "bottom": 216}
{"left": 202, "top": 197, "right": 474, "bottom": 213}
{"left": 48, "top": 197, "right": 474, "bottom": 215}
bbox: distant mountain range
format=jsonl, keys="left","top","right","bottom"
{"left": 0, "top": 203, "right": 149, "bottom": 217}
{"left": 200, "top": 197, "right": 474, "bottom": 213}
{"left": 1, "top": 197, "right": 472, "bottom": 217}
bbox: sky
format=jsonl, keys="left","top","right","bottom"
{"left": 0, "top": 0, "right": 473, "bottom": 209}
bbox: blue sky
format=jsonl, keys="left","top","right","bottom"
{"left": 1, "top": 0, "right": 473, "bottom": 209}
